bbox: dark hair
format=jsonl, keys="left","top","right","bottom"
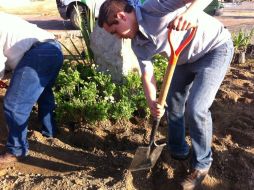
{"left": 98, "top": 0, "right": 134, "bottom": 28}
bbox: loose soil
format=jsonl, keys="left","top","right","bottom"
{"left": 0, "top": 0, "right": 58, "bottom": 16}
{"left": 0, "top": 1, "right": 254, "bottom": 189}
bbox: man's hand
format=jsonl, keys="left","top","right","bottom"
{"left": 150, "top": 100, "right": 165, "bottom": 119}
{"left": 168, "top": 11, "right": 197, "bottom": 31}
{"left": 168, "top": 0, "right": 212, "bottom": 31}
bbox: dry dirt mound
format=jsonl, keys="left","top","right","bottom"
{"left": 0, "top": 59, "right": 254, "bottom": 189}
{"left": 0, "top": 0, "right": 58, "bottom": 16}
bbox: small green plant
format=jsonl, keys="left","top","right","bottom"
{"left": 232, "top": 29, "right": 254, "bottom": 52}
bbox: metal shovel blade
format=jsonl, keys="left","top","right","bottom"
{"left": 129, "top": 142, "right": 166, "bottom": 171}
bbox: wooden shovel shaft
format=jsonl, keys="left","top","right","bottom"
{"left": 149, "top": 28, "right": 197, "bottom": 145}
{"left": 157, "top": 28, "right": 197, "bottom": 107}
{"left": 157, "top": 55, "right": 178, "bottom": 107}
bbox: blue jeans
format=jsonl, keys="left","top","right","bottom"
{"left": 3, "top": 40, "right": 63, "bottom": 156}
{"left": 166, "top": 40, "right": 234, "bottom": 170}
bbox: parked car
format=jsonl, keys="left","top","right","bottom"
{"left": 56, "top": 0, "right": 223, "bottom": 29}
{"left": 56, "top": 0, "right": 104, "bottom": 29}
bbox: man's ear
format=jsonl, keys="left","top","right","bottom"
{"left": 116, "top": 11, "right": 126, "bottom": 21}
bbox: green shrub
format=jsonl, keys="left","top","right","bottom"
{"left": 232, "top": 29, "right": 254, "bottom": 52}
{"left": 54, "top": 55, "right": 168, "bottom": 124}
{"left": 54, "top": 61, "right": 147, "bottom": 123}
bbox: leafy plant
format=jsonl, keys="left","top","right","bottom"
{"left": 232, "top": 29, "right": 254, "bottom": 52}
{"left": 54, "top": 61, "right": 148, "bottom": 123}
{"left": 53, "top": 54, "right": 169, "bottom": 124}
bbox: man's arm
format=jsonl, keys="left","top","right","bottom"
{"left": 0, "top": 53, "right": 8, "bottom": 88}
{"left": 169, "top": 0, "right": 213, "bottom": 31}
{"left": 0, "top": 49, "right": 7, "bottom": 79}
{"left": 182, "top": 0, "right": 213, "bottom": 10}
{"left": 142, "top": 69, "right": 165, "bottom": 118}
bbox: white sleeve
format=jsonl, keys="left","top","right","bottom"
{"left": 138, "top": 59, "right": 154, "bottom": 74}
{"left": 0, "top": 49, "right": 7, "bottom": 79}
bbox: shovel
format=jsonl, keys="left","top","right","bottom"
{"left": 129, "top": 27, "right": 197, "bottom": 172}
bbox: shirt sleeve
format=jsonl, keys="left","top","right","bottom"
{"left": 142, "top": 0, "right": 185, "bottom": 15}
{"left": 0, "top": 49, "right": 7, "bottom": 79}
{"left": 138, "top": 59, "right": 154, "bottom": 74}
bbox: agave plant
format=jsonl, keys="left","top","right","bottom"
{"left": 60, "top": 3, "right": 96, "bottom": 65}
{"left": 78, "top": 4, "right": 96, "bottom": 65}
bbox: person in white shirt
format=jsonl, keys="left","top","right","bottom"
{"left": 0, "top": 13, "right": 63, "bottom": 164}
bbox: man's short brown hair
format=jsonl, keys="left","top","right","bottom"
{"left": 98, "top": 0, "right": 134, "bottom": 27}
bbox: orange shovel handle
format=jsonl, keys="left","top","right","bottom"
{"left": 157, "top": 27, "right": 197, "bottom": 107}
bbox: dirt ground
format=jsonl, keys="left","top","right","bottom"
{"left": 0, "top": 1, "right": 254, "bottom": 190}
{"left": 0, "top": 0, "right": 58, "bottom": 16}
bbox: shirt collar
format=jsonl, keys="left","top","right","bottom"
{"left": 135, "top": 7, "right": 149, "bottom": 41}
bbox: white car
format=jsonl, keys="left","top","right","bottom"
{"left": 56, "top": 0, "right": 105, "bottom": 29}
